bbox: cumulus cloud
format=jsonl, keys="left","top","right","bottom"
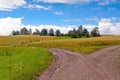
{"left": 0, "top": 0, "right": 26, "bottom": 11}
{"left": 98, "top": 18, "right": 120, "bottom": 34}
{"left": 0, "top": 17, "right": 23, "bottom": 35}
{"left": 24, "top": 4, "right": 52, "bottom": 10}
{"left": 0, "top": 17, "right": 73, "bottom": 36}
{"left": 0, "top": 17, "right": 120, "bottom": 36}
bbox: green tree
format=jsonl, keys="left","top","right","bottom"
{"left": 49, "top": 28, "right": 54, "bottom": 36}
{"left": 91, "top": 27, "right": 100, "bottom": 37}
{"left": 16, "top": 31, "right": 20, "bottom": 35}
{"left": 75, "top": 25, "right": 83, "bottom": 38}
{"left": 41, "top": 28, "right": 48, "bottom": 36}
{"left": 71, "top": 28, "right": 77, "bottom": 38}
{"left": 33, "top": 29, "right": 40, "bottom": 35}
{"left": 56, "top": 29, "right": 61, "bottom": 36}
{"left": 82, "top": 28, "right": 89, "bottom": 37}
{"left": 12, "top": 30, "right": 20, "bottom": 35}
{"left": 12, "top": 31, "right": 17, "bottom": 35}
{"left": 68, "top": 30, "right": 73, "bottom": 36}
{"left": 20, "top": 27, "right": 28, "bottom": 35}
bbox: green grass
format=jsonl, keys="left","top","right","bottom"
{"left": 0, "top": 47, "right": 52, "bottom": 80}
{"left": 54, "top": 36, "right": 71, "bottom": 40}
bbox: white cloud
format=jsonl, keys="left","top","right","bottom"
{"left": 0, "top": 17, "right": 23, "bottom": 35}
{"left": 81, "top": 18, "right": 120, "bottom": 35}
{"left": 98, "top": 18, "right": 120, "bottom": 34}
{"left": 0, "top": 0, "right": 26, "bottom": 11}
{"left": 34, "top": 0, "right": 91, "bottom": 4}
{"left": 54, "top": 12, "right": 64, "bottom": 15}
{"left": 24, "top": 4, "right": 52, "bottom": 10}
{"left": 0, "top": 17, "right": 73, "bottom": 36}
{"left": 0, "top": 17, "right": 120, "bottom": 36}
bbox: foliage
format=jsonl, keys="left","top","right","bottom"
{"left": 55, "top": 29, "right": 61, "bottom": 36}
{"left": 33, "top": 29, "right": 40, "bottom": 35}
{"left": 91, "top": 27, "right": 100, "bottom": 37}
{"left": 41, "top": 28, "right": 48, "bottom": 36}
{"left": 82, "top": 28, "right": 89, "bottom": 38}
{"left": 69, "top": 25, "right": 90, "bottom": 38}
{"left": 12, "top": 31, "right": 20, "bottom": 35}
{"left": 20, "top": 27, "right": 29, "bottom": 35}
{"left": 49, "top": 28, "right": 54, "bottom": 36}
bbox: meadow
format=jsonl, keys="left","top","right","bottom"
{"left": 29, "top": 35, "right": 120, "bottom": 54}
{"left": 0, "top": 35, "right": 120, "bottom": 80}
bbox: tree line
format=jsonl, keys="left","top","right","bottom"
{"left": 12, "top": 25, "right": 100, "bottom": 38}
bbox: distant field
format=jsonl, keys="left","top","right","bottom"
{"left": 0, "top": 35, "right": 120, "bottom": 80}
{"left": 0, "top": 35, "right": 54, "bottom": 46}
{"left": 29, "top": 35, "right": 120, "bottom": 54}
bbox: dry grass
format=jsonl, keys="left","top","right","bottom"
{"left": 29, "top": 35, "right": 120, "bottom": 54}
{"left": 0, "top": 35, "right": 55, "bottom": 46}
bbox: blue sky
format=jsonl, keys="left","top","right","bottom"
{"left": 0, "top": 0, "right": 120, "bottom": 35}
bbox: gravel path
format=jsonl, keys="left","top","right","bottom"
{"left": 37, "top": 46, "right": 120, "bottom": 80}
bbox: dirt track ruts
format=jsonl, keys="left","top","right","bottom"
{"left": 37, "top": 46, "right": 120, "bottom": 80}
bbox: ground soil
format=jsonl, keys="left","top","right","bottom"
{"left": 37, "top": 46, "right": 120, "bottom": 80}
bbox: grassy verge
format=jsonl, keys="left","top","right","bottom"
{"left": 0, "top": 47, "right": 52, "bottom": 80}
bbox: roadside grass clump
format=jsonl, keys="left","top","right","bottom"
{"left": 0, "top": 47, "right": 53, "bottom": 80}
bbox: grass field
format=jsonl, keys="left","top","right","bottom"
{"left": 29, "top": 35, "right": 120, "bottom": 54}
{"left": 0, "top": 35, "right": 120, "bottom": 80}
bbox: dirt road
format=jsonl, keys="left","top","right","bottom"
{"left": 37, "top": 46, "right": 120, "bottom": 80}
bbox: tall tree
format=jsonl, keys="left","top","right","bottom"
{"left": 49, "top": 28, "right": 54, "bottom": 36}
{"left": 82, "top": 28, "right": 89, "bottom": 38}
{"left": 76, "top": 25, "right": 83, "bottom": 38}
{"left": 91, "top": 27, "right": 100, "bottom": 37}
{"left": 68, "top": 30, "right": 73, "bottom": 36}
{"left": 20, "top": 27, "right": 28, "bottom": 35}
{"left": 56, "top": 29, "right": 61, "bottom": 36}
{"left": 41, "top": 28, "right": 48, "bottom": 36}
{"left": 71, "top": 28, "right": 77, "bottom": 38}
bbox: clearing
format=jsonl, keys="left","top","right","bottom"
{"left": 37, "top": 46, "right": 120, "bottom": 80}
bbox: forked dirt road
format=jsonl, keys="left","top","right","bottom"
{"left": 37, "top": 46, "right": 120, "bottom": 80}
